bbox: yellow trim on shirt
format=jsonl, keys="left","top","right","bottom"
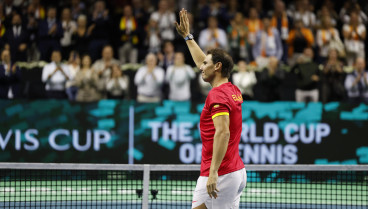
{"left": 212, "top": 112, "right": 229, "bottom": 119}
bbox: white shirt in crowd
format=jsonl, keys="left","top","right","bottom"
{"left": 198, "top": 28, "right": 228, "bottom": 51}
{"left": 150, "top": 11, "right": 176, "bottom": 40}
{"left": 61, "top": 20, "right": 77, "bottom": 47}
{"left": 292, "top": 11, "right": 316, "bottom": 28}
{"left": 344, "top": 71, "right": 368, "bottom": 98}
{"left": 316, "top": 28, "right": 342, "bottom": 57}
{"left": 106, "top": 76, "right": 129, "bottom": 97}
{"left": 134, "top": 66, "right": 165, "bottom": 97}
{"left": 343, "top": 24, "right": 366, "bottom": 54}
{"left": 166, "top": 64, "right": 195, "bottom": 101}
{"left": 42, "top": 62, "right": 71, "bottom": 91}
{"left": 232, "top": 71, "right": 257, "bottom": 97}
{"left": 65, "top": 64, "right": 80, "bottom": 88}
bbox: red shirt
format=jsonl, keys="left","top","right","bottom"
{"left": 200, "top": 82, "right": 244, "bottom": 176}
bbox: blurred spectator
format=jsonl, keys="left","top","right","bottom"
{"left": 245, "top": 7, "right": 262, "bottom": 60}
{"left": 226, "top": 0, "right": 239, "bottom": 21}
{"left": 320, "top": 0, "right": 338, "bottom": 22}
{"left": 339, "top": 1, "right": 351, "bottom": 25}
{"left": 0, "top": 49, "right": 21, "bottom": 99}
{"left": 60, "top": 8, "right": 77, "bottom": 60}
{"left": 316, "top": 6, "right": 337, "bottom": 28}
{"left": 65, "top": 51, "right": 80, "bottom": 101}
{"left": 25, "top": 3, "right": 40, "bottom": 61}
{"left": 106, "top": 64, "right": 129, "bottom": 99}
{"left": 150, "top": 0, "right": 176, "bottom": 41}
{"left": 252, "top": 16, "right": 283, "bottom": 62}
{"left": 74, "top": 54, "right": 101, "bottom": 102}
{"left": 31, "top": 0, "right": 46, "bottom": 20}
{"left": 191, "top": 0, "right": 208, "bottom": 30}
{"left": 198, "top": 16, "right": 228, "bottom": 52}
{"left": 321, "top": 49, "right": 345, "bottom": 103}
{"left": 88, "top": 1, "right": 111, "bottom": 61}
{"left": 142, "top": 0, "right": 155, "bottom": 14}
{"left": 242, "top": 0, "right": 264, "bottom": 17}
{"left": 291, "top": 48, "right": 320, "bottom": 102}
{"left": 38, "top": 6, "right": 63, "bottom": 61}
{"left": 165, "top": 52, "right": 195, "bottom": 101}
{"left": 251, "top": 0, "right": 264, "bottom": 17}
{"left": 198, "top": 0, "right": 228, "bottom": 29}
{"left": 316, "top": 16, "right": 344, "bottom": 63}
{"left": 0, "top": 5, "right": 5, "bottom": 40}
{"left": 270, "top": 0, "right": 291, "bottom": 63}
{"left": 158, "top": 41, "right": 175, "bottom": 70}
{"left": 291, "top": 0, "right": 316, "bottom": 29}
{"left": 71, "top": 14, "right": 90, "bottom": 56}
{"left": 3, "top": 0, "right": 17, "bottom": 15}
{"left": 286, "top": 19, "right": 314, "bottom": 66}
{"left": 70, "top": 0, "right": 86, "bottom": 20}
{"left": 41, "top": 50, "right": 71, "bottom": 99}
{"left": 232, "top": 60, "right": 257, "bottom": 100}
{"left": 118, "top": 5, "right": 139, "bottom": 64}
{"left": 227, "top": 12, "right": 249, "bottom": 63}
{"left": 145, "top": 19, "right": 161, "bottom": 54}
{"left": 257, "top": 56, "right": 284, "bottom": 101}
{"left": 343, "top": 11, "right": 366, "bottom": 66}
{"left": 92, "top": 45, "right": 120, "bottom": 85}
{"left": 12, "top": 0, "right": 25, "bottom": 8}
{"left": 132, "top": 0, "right": 149, "bottom": 26}
{"left": 3, "top": 13, "right": 29, "bottom": 62}
{"left": 2, "top": 0, "right": 20, "bottom": 27}
{"left": 344, "top": 57, "right": 368, "bottom": 104}
{"left": 340, "top": 2, "right": 368, "bottom": 25}
{"left": 134, "top": 53, "right": 164, "bottom": 103}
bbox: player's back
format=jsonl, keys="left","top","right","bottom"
{"left": 200, "top": 82, "right": 244, "bottom": 176}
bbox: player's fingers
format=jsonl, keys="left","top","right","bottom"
{"left": 185, "top": 12, "right": 189, "bottom": 24}
{"left": 207, "top": 185, "right": 214, "bottom": 196}
{"left": 215, "top": 188, "right": 219, "bottom": 192}
{"left": 174, "top": 22, "right": 179, "bottom": 28}
{"left": 210, "top": 183, "right": 215, "bottom": 193}
{"left": 181, "top": 8, "right": 185, "bottom": 22}
{"left": 184, "top": 10, "right": 189, "bottom": 24}
{"left": 179, "top": 10, "right": 183, "bottom": 24}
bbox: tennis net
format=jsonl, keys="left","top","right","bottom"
{"left": 0, "top": 163, "right": 367, "bottom": 209}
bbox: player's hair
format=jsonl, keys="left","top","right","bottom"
{"left": 207, "top": 48, "right": 234, "bottom": 78}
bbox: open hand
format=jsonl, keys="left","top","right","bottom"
{"left": 206, "top": 172, "right": 219, "bottom": 199}
{"left": 175, "top": 8, "right": 190, "bottom": 38}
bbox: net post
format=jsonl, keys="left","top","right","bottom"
{"left": 142, "top": 164, "right": 150, "bottom": 209}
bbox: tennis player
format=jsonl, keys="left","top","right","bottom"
{"left": 175, "top": 9, "right": 246, "bottom": 209}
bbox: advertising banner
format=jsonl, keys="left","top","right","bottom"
{"left": 0, "top": 100, "right": 367, "bottom": 164}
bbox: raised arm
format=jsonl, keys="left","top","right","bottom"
{"left": 175, "top": 9, "right": 206, "bottom": 69}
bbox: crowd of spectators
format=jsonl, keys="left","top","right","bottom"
{"left": 0, "top": 0, "right": 368, "bottom": 104}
